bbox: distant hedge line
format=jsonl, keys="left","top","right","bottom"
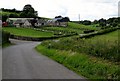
{"left": 10, "top": 33, "right": 77, "bottom": 41}
{"left": 80, "top": 27, "right": 119, "bottom": 39}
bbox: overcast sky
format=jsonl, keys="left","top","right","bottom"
{"left": 0, "top": 0, "right": 119, "bottom": 21}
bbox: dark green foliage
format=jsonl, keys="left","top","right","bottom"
{"left": 61, "top": 17, "right": 70, "bottom": 22}
{"left": 55, "top": 16, "right": 70, "bottom": 22}
{"left": 2, "top": 31, "right": 10, "bottom": 44}
{"left": 9, "top": 13, "right": 19, "bottom": 18}
{"left": 99, "top": 18, "right": 107, "bottom": 27}
{"left": 55, "top": 15, "right": 62, "bottom": 18}
{"left": 82, "top": 20, "right": 91, "bottom": 25}
{"left": 1, "top": 8, "right": 22, "bottom": 13}
{"left": 20, "top": 4, "right": 38, "bottom": 18}
{"left": 93, "top": 20, "right": 99, "bottom": 24}
{"left": 2, "top": 15, "right": 8, "bottom": 22}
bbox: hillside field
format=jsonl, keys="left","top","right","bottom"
{"left": 3, "top": 27, "right": 54, "bottom": 37}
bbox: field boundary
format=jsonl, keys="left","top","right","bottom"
{"left": 9, "top": 33, "right": 77, "bottom": 41}
{"left": 80, "top": 27, "right": 119, "bottom": 39}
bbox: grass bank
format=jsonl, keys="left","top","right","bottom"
{"left": 36, "top": 45, "right": 119, "bottom": 80}
{"left": 35, "top": 30, "right": 120, "bottom": 80}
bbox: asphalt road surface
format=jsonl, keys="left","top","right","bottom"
{"left": 3, "top": 39, "right": 87, "bottom": 79}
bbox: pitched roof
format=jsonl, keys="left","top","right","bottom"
{"left": 14, "top": 19, "right": 23, "bottom": 24}
{"left": 14, "top": 19, "right": 31, "bottom": 24}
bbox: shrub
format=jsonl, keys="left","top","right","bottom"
{"left": 2, "top": 31, "right": 10, "bottom": 44}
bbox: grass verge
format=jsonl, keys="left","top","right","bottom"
{"left": 35, "top": 45, "right": 120, "bottom": 81}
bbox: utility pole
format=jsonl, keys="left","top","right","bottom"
{"left": 118, "top": 1, "right": 120, "bottom": 17}
{"left": 79, "top": 14, "right": 80, "bottom": 24}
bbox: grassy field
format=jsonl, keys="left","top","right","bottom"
{"left": 36, "top": 29, "right": 120, "bottom": 80}
{"left": 90, "top": 30, "right": 118, "bottom": 41}
{"left": 0, "top": 11, "right": 19, "bottom": 15}
{"left": 41, "top": 26, "right": 82, "bottom": 34}
{"left": 2, "top": 22, "right": 99, "bottom": 38}
{"left": 3, "top": 27, "right": 54, "bottom": 37}
{"left": 40, "top": 22, "right": 99, "bottom": 35}
{"left": 68, "top": 22, "right": 99, "bottom": 30}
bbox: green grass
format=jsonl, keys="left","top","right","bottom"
{"left": 68, "top": 22, "right": 99, "bottom": 30}
{"left": 35, "top": 30, "right": 120, "bottom": 80}
{"left": 0, "top": 11, "right": 20, "bottom": 16}
{"left": 3, "top": 27, "right": 54, "bottom": 37}
{"left": 90, "top": 30, "right": 119, "bottom": 41}
{"left": 36, "top": 45, "right": 120, "bottom": 80}
{"left": 87, "top": 24, "right": 99, "bottom": 27}
{"left": 41, "top": 22, "right": 98, "bottom": 34}
{"left": 2, "top": 42, "right": 12, "bottom": 48}
{"left": 42, "top": 26, "right": 83, "bottom": 34}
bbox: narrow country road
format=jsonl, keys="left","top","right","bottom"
{"left": 2, "top": 39, "right": 87, "bottom": 79}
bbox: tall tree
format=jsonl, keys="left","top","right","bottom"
{"left": 20, "top": 4, "right": 37, "bottom": 17}
{"left": 55, "top": 15, "right": 62, "bottom": 18}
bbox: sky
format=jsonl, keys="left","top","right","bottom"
{"left": 0, "top": 0, "right": 119, "bottom": 21}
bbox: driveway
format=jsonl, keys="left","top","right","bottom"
{"left": 2, "top": 39, "right": 87, "bottom": 79}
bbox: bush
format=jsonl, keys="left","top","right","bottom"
{"left": 2, "top": 31, "right": 10, "bottom": 44}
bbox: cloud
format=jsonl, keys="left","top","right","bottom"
{"left": 0, "top": 0, "right": 119, "bottom": 21}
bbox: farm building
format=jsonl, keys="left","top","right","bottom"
{"left": 7, "top": 18, "right": 34, "bottom": 27}
{"left": 6, "top": 17, "right": 69, "bottom": 27}
{"left": 14, "top": 19, "right": 32, "bottom": 27}
{"left": 7, "top": 18, "right": 48, "bottom": 27}
{"left": 47, "top": 17, "right": 68, "bottom": 27}
{"left": 35, "top": 19, "right": 47, "bottom": 27}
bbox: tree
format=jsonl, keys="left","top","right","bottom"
{"left": 82, "top": 20, "right": 91, "bottom": 25}
{"left": 9, "top": 13, "right": 19, "bottom": 18}
{"left": 62, "top": 17, "right": 70, "bottom": 22}
{"left": 23, "top": 4, "right": 34, "bottom": 13}
{"left": 99, "top": 18, "right": 106, "bottom": 27}
{"left": 112, "top": 19, "right": 118, "bottom": 27}
{"left": 20, "top": 4, "right": 37, "bottom": 17}
{"left": 55, "top": 15, "right": 62, "bottom": 18}
{"left": 55, "top": 16, "right": 70, "bottom": 22}
{"left": 2, "top": 15, "right": 8, "bottom": 22}
{"left": 93, "top": 20, "right": 98, "bottom": 24}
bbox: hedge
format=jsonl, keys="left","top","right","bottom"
{"left": 2, "top": 31, "right": 10, "bottom": 44}
{"left": 80, "top": 27, "right": 119, "bottom": 39}
{"left": 10, "top": 33, "right": 77, "bottom": 41}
